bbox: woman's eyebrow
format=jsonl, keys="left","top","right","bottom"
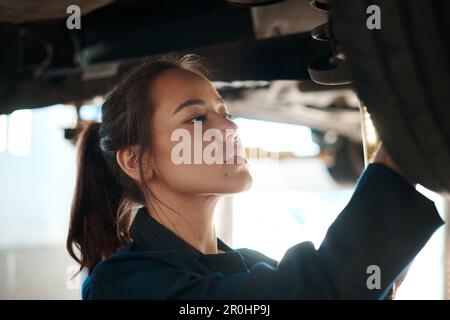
{"left": 172, "top": 97, "right": 225, "bottom": 115}
{"left": 172, "top": 99, "right": 205, "bottom": 115}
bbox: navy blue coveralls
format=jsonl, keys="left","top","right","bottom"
{"left": 82, "top": 163, "right": 444, "bottom": 299}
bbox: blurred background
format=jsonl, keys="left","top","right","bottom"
{"left": 0, "top": 100, "right": 448, "bottom": 299}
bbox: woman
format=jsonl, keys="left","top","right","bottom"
{"left": 67, "top": 54, "right": 443, "bottom": 299}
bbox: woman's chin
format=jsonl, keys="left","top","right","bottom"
{"left": 182, "top": 169, "right": 253, "bottom": 195}
{"left": 222, "top": 171, "right": 253, "bottom": 194}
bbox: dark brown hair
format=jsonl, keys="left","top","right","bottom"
{"left": 66, "top": 54, "right": 209, "bottom": 274}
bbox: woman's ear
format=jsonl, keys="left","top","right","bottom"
{"left": 116, "top": 147, "right": 154, "bottom": 182}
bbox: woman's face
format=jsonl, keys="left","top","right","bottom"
{"left": 146, "top": 68, "right": 252, "bottom": 196}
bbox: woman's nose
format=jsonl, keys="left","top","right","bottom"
{"left": 213, "top": 114, "right": 239, "bottom": 143}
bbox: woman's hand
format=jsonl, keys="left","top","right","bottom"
{"left": 372, "top": 143, "right": 415, "bottom": 186}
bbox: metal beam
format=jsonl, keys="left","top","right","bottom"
{"left": 0, "top": 32, "right": 328, "bottom": 113}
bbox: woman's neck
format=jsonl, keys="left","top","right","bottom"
{"left": 144, "top": 190, "right": 222, "bottom": 255}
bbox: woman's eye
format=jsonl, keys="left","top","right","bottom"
{"left": 190, "top": 115, "right": 206, "bottom": 123}
{"left": 224, "top": 112, "right": 234, "bottom": 120}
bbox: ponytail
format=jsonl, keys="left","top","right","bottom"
{"left": 67, "top": 122, "right": 129, "bottom": 274}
